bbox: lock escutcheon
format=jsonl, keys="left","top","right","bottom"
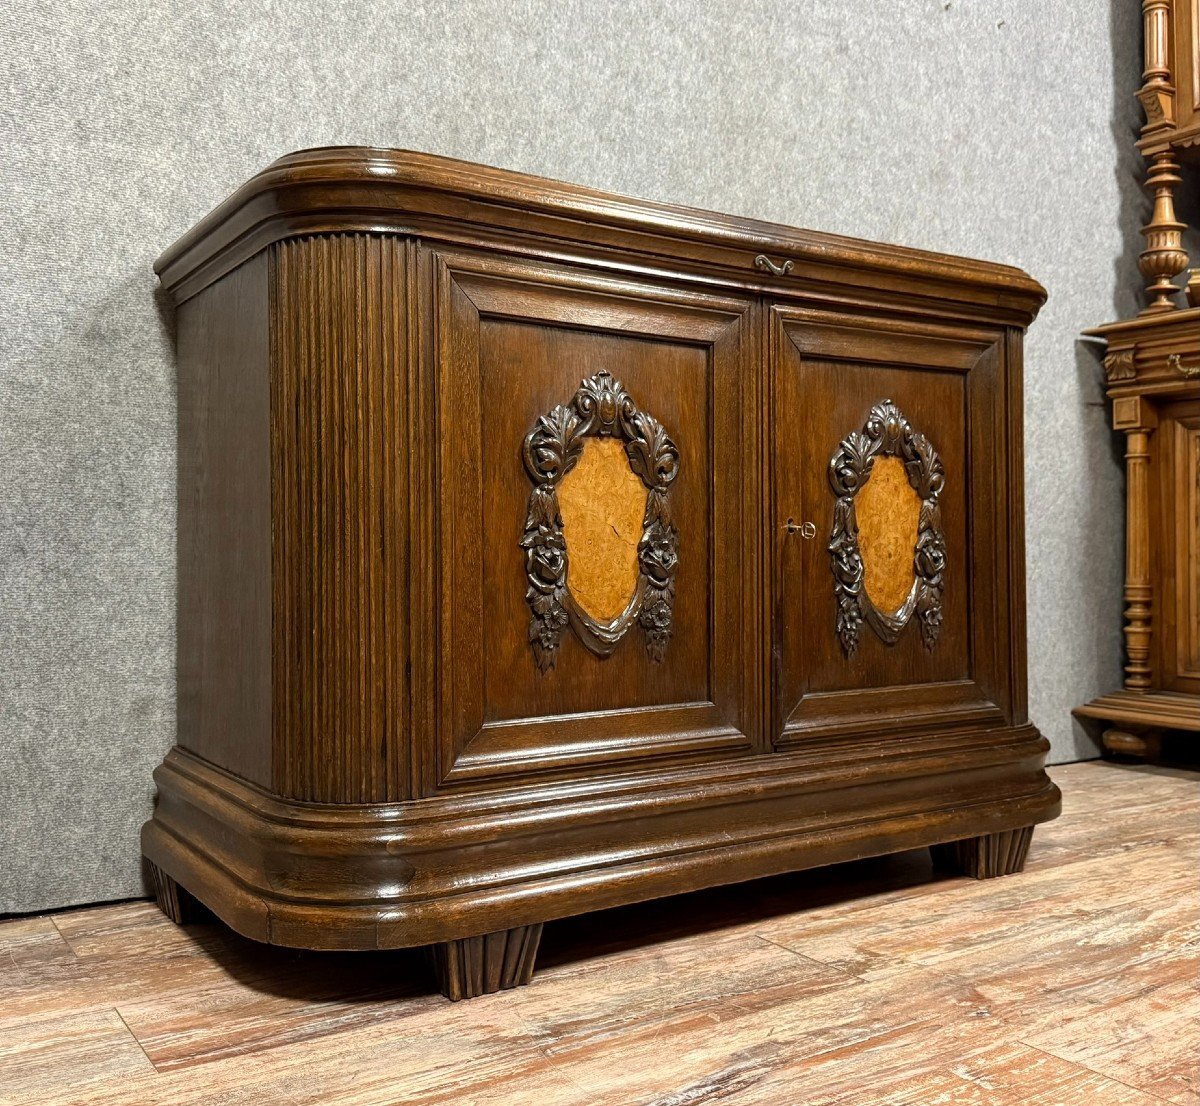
{"left": 784, "top": 518, "right": 818, "bottom": 540}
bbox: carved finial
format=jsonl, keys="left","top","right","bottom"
{"left": 1136, "top": 1, "right": 1188, "bottom": 313}
{"left": 1139, "top": 152, "right": 1189, "bottom": 313}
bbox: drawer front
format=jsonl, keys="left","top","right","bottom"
{"left": 770, "top": 307, "right": 1017, "bottom": 747}
{"left": 426, "top": 247, "right": 763, "bottom": 790}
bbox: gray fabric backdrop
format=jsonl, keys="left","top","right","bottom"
{"left": 1, "top": 0, "right": 1144, "bottom": 914}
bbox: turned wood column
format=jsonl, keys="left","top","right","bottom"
{"left": 1112, "top": 396, "right": 1158, "bottom": 690}
{"left": 1137, "top": 0, "right": 1189, "bottom": 313}
{"left": 1140, "top": 152, "right": 1189, "bottom": 313}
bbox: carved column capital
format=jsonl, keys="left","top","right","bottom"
{"left": 1112, "top": 394, "right": 1159, "bottom": 433}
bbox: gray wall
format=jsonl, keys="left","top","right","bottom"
{"left": 1, "top": 0, "right": 1142, "bottom": 914}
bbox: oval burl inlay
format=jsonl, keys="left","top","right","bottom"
{"left": 557, "top": 437, "right": 649, "bottom": 624}
{"left": 827, "top": 398, "right": 946, "bottom": 655}
{"left": 521, "top": 370, "right": 679, "bottom": 671}
{"left": 856, "top": 455, "right": 921, "bottom": 614}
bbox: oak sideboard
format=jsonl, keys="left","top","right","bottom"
{"left": 143, "top": 148, "right": 1060, "bottom": 1000}
{"left": 1074, "top": 0, "right": 1200, "bottom": 759}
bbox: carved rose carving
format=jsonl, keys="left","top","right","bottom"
{"left": 522, "top": 371, "right": 679, "bottom": 672}
{"left": 827, "top": 399, "right": 947, "bottom": 656}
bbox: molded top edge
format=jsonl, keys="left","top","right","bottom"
{"left": 154, "top": 146, "right": 1047, "bottom": 317}
{"left": 1084, "top": 305, "right": 1200, "bottom": 339}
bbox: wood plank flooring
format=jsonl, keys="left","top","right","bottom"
{"left": 1, "top": 761, "right": 1196, "bottom": 1105}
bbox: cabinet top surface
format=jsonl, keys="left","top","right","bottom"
{"left": 155, "top": 146, "right": 1046, "bottom": 322}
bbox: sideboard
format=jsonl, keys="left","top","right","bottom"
{"left": 143, "top": 148, "right": 1060, "bottom": 1000}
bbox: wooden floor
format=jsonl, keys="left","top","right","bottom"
{"left": 1, "top": 761, "right": 1196, "bottom": 1106}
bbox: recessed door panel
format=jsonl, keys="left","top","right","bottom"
{"left": 482, "top": 320, "right": 707, "bottom": 717}
{"left": 1160, "top": 399, "right": 1200, "bottom": 692}
{"left": 429, "top": 248, "right": 762, "bottom": 789}
{"left": 771, "top": 308, "right": 1013, "bottom": 746}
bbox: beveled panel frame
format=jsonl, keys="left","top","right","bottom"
{"left": 770, "top": 307, "right": 1024, "bottom": 750}
{"left": 426, "top": 247, "right": 763, "bottom": 792}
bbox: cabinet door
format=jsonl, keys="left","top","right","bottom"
{"left": 1159, "top": 399, "right": 1200, "bottom": 694}
{"left": 770, "top": 307, "right": 1019, "bottom": 747}
{"left": 425, "top": 248, "right": 762, "bottom": 790}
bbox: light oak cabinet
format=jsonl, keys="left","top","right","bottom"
{"left": 143, "top": 148, "right": 1059, "bottom": 1000}
{"left": 1074, "top": 0, "right": 1200, "bottom": 756}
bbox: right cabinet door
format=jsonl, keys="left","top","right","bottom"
{"left": 1158, "top": 398, "right": 1200, "bottom": 695}
{"left": 770, "top": 306, "right": 1020, "bottom": 748}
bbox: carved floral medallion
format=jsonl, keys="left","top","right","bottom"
{"left": 521, "top": 370, "right": 680, "bottom": 672}
{"left": 827, "top": 399, "right": 946, "bottom": 656}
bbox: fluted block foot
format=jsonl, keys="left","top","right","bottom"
{"left": 146, "top": 858, "right": 205, "bottom": 924}
{"left": 431, "top": 923, "right": 544, "bottom": 1001}
{"left": 931, "top": 826, "right": 1034, "bottom": 880}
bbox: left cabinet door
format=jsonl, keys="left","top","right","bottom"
{"left": 422, "top": 248, "right": 763, "bottom": 791}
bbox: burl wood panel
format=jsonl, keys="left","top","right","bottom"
{"left": 557, "top": 437, "right": 647, "bottom": 624}
{"left": 270, "top": 234, "right": 412, "bottom": 803}
{"left": 856, "top": 454, "right": 921, "bottom": 614}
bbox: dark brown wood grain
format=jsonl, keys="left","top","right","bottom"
{"left": 270, "top": 234, "right": 412, "bottom": 803}
{"left": 145, "top": 860, "right": 204, "bottom": 926}
{"left": 175, "top": 252, "right": 273, "bottom": 787}
{"left": 431, "top": 924, "right": 544, "bottom": 1001}
{"left": 770, "top": 309, "right": 1013, "bottom": 748}
{"left": 146, "top": 148, "right": 1058, "bottom": 1001}
{"left": 930, "top": 826, "right": 1034, "bottom": 879}
{"left": 428, "top": 248, "right": 762, "bottom": 789}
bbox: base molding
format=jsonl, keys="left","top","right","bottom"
{"left": 1075, "top": 689, "right": 1200, "bottom": 733}
{"left": 142, "top": 728, "right": 1059, "bottom": 953}
{"left": 931, "top": 826, "right": 1034, "bottom": 879}
{"left": 431, "top": 924, "right": 544, "bottom": 1000}
{"left": 1075, "top": 689, "right": 1197, "bottom": 760}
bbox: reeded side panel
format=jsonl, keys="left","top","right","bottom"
{"left": 271, "top": 234, "right": 412, "bottom": 802}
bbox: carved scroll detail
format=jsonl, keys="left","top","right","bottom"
{"left": 828, "top": 400, "right": 946, "bottom": 656}
{"left": 522, "top": 371, "right": 679, "bottom": 672}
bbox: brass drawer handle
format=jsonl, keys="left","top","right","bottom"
{"left": 785, "top": 518, "right": 817, "bottom": 539}
{"left": 755, "top": 254, "right": 794, "bottom": 277}
{"left": 1168, "top": 354, "right": 1200, "bottom": 378}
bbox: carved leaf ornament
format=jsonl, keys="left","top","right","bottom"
{"left": 521, "top": 371, "right": 679, "bottom": 672}
{"left": 827, "top": 400, "right": 946, "bottom": 655}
